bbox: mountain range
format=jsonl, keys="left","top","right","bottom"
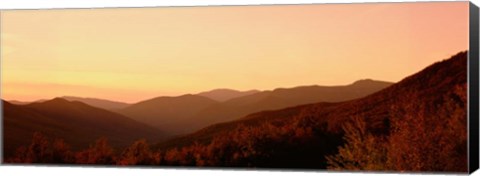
{"left": 116, "top": 79, "right": 392, "bottom": 135}
{"left": 151, "top": 51, "right": 467, "bottom": 171}
{"left": 3, "top": 78, "right": 393, "bottom": 155}
{"left": 188, "top": 79, "right": 392, "bottom": 131}
{"left": 3, "top": 98, "right": 164, "bottom": 158}
{"left": 2, "top": 51, "right": 468, "bottom": 171}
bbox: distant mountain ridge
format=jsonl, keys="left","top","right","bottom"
{"left": 118, "top": 79, "right": 393, "bottom": 136}
{"left": 7, "top": 96, "right": 130, "bottom": 110}
{"left": 4, "top": 79, "right": 393, "bottom": 140}
{"left": 196, "top": 89, "right": 260, "bottom": 102}
{"left": 3, "top": 98, "right": 164, "bottom": 158}
{"left": 118, "top": 94, "right": 219, "bottom": 136}
{"left": 61, "top": 96, "right": 130, "bottom": 110}
{"left": 7, "top": 100, "right": 31, "bottom": 105}
{"left": 7, "top": 99, "right": 47, "bottom": 105}
{"left": 187, "top": 79, "right": 393, "bottom": 132}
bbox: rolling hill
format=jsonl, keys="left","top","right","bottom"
{"left": 153, "top": 51, "right": 468, "bottom": 171}
{"left": 3, "top": 98, "right": 164, "bottom": 158}
{"left": 7, "top": 100, "right": 32, "bottom": 105}
{"left": 61, "top": 96, "right": 130, "bottom": 110}
{"left": 196, "top": 89, "right": 260, "bottom": 102}
{"left": 117, "top": 94, "right": 219, "bottom": 136}
{"left": 7, "top": 99, "right": 47, "bottom": 105}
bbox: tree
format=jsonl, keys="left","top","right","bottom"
{"left": 52, "top": 138, "right": 74, "bottom": 164}
{"left": 326, "top": 117, "right": 387, "bottom": 171}
{"left": 76, "top": 137, "right": 115, "bottom": 165}
{"left": 386, "top": 100, "right": 467, "bottom": 172}
{"left": 25, "top": 132, "right": 53, "bottom": 163}
{"left": 117, "top": 139, "right": 155, "bottom": 165}
{"left": 7, "top": 146, "right": 28, "bottom": 163}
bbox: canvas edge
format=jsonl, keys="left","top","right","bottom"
{"left": 0, "top": 10, "right": 4, "bottom": 165}
{"left": 0, "top": 1, "right": 476, "bottom": 175}
{"left": 469, "top": 1, "right": 480, "bottom": 174}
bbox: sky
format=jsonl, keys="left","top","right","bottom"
{"left": 0, "top": 2, "right": 469, "bottom": 103}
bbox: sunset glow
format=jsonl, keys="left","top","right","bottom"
{"left": 0, "top": 2, "right": 469, "bottom": 103}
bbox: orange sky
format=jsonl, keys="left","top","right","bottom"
{"left": 0, "top": 2, "right": 469, "bottom": 103}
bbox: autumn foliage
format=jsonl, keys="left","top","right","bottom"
{"left": 5, "top": 113, "right": 339, "bottom": 168}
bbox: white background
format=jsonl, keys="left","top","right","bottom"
{"left": 0, "top": 0, "right": 479, "bottom": 176}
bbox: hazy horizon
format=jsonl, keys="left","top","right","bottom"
{"left": 1, "top": 2, "right": 469, "bottom": 103}
{"left": 3, "top": 78, "right": 393, "bottom": 104}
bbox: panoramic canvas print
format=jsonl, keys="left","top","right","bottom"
{"left": 0, "top": 1, "right": 471, "bottom": 173}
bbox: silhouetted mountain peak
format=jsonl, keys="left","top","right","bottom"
{"left": 178, "top": 94, "right": 201, "bottom": 99}
{"left": 204, "top": 88, "right": 237, "bottom": 92}
{"left": 44, "top": 97, "right": 71, "bottom": 104}
{"left": 272, "top": 85, "right": 316, "bottom": 92}
{"left": 142, "top": 94, "right": 215, "bottom": 103}
{"left": 197, "top": 89, "right": 260, "bottom": 102}
{"left": 351, "top": 79, "right": 392, "bottom": 86}
{"left": 353, "top": 78, "right": 374, "bottom": 84}
{"left": 26, "top": 97, "right": 99, "bottom": 112}
{"left": 60, "top": 96, "right": 130, "bottom": 110}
